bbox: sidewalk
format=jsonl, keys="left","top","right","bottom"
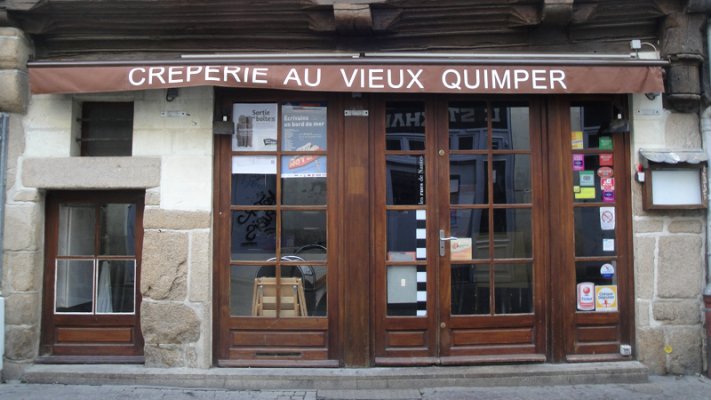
{"left": 0, "top": 375, "right": 710, "bottom": 400}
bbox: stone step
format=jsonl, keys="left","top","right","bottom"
{"left": 20, "top": 361, "right": 648, "bottom": 390}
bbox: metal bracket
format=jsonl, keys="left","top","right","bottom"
{"left": 344, "top": 109, "right": 369, "bottom": 117}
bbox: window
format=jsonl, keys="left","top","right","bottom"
{"left": 79, "top": 102, "right": 133, "bottom": 156}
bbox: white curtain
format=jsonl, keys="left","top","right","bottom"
{"left": 97, "top": 261, "right": 113, "bottom": 313}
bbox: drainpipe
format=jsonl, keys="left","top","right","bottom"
{"left": 0, "top": 113, "right": 8, "bottom": 374}
{"left": 703, "top": 19, "right": 711, "bottom": 380}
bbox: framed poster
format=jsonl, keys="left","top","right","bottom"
{"left": 232, "top": 103, "right": 278, "bottom": 151}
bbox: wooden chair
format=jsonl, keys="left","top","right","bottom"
{"left": 251, "top": 277, "right": 307, "bottom": 317}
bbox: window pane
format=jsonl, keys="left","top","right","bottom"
{"left": 282, "top": 103, "right": 327, "bottom": 151}
{"left": 58, "top": 204, "right": 95, "bottom": 256}
{"left": 281, "top": 265, "right": 327, "bottom": 317}
{"left": 386, "top": 155, "right": 425, "bottom": 205}
{"left": 450, "top": 209, "right": 489, "bottom": 260}
{"left": 281, "top": 211, "right": 327, "bottom": 261}
{"left": 494, "top": 263, "right": 532, "bottom": 314}
{"left": 492, "top": 103, "right": 530, "bottom": 151}
{"left": 55, "top": 259, "right": 94, "bottom": 313}
{"left": 81, "top": 102, "right": 133, "bottom": 157}
{"left": 387, "top": 210, "right": 426, "bottom": 260}
{"left": 493, "top": 208, "right": 532, "bottom": 259}
{"left": 231, "top": 156, "right": 277, "bottom": 206}
{"left": 230, "top": 265, "right": 268, "bottom": 316}
{"left": 99, "top": 204, "right": 136, "bottom": 256}
{"left": 281, "top": 153, "right": 327, "bottom": 205}
{"left": 448, "top": 102, "right": 487, "bottom": 150}
{"left": 451, "top": 264, "right": 489, "bottom": 315}
{"left": 570, "top": 102, "right": 616, "bottom": 150}
{"left": 450, "top": 155, "right": 487, "bottom": 205}
{"left": 231, "top": 210, "right": 277, "bottom": 261}
{"left": 387, "top": 265, "right": 426, "bottom": 316}
{"left": 574, "top": 207, "right": 616, "bottom": 257}
{"left": 96, "top": 260, "right": 135, "bottom": 314}
{"left": 493, "top": 154, "right": 531, "bottom": 204}
{"left": 386, "top": 102, "right": 425, "bottom": 151}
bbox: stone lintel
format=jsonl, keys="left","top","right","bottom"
{"left": 22, "top": 157, "right": 161, "bottom": 189}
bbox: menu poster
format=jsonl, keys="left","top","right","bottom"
{"left": 282, "top": 104, "right": 327, "bottom": 151}
{"left": 232, "top": 103, "right": 278, "bottom": 151}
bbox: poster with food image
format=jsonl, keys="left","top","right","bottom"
{"left": 282, "top": 103, "right": 327, "bottom": 151}
{"left": 232, "top": 103, "right": 278, "bottom": 151}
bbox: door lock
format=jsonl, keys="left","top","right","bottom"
{"left": 439, "top": 229, "right": 458, "bottom": 256}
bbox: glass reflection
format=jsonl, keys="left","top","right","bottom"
{"left": 281, "top": 211, "right": 327, "bottom": 260}
{"left": 491, "top": 103, "right": 530, "bottom": 151}
{"left": 493, "top": 154, "right": 531, "bottom": 204}
{"left": 387, "top": 210, "right": 424, "bottom": 259}
{"left": 282, "top": 176, "right": 327, "bottom": 205}
{"left": 451, "top": 264, "right": 490, "bottom": 315}
{"left": 448, "top": 102, "right": 487, "bottom": 150}
{"left": 386, "top": 102, "right": 425, "bottom": 151}
{"left": 96, "top": 260, "right": 135, "bottom": 314}
{"left": 450, "top": 155, "right": 487, "bottom": 205}
{"left": 386, "top": 155, "right": 426, "bottom": 205}
{"left": 493, "top": 208, "right": 532, "bottom": 259}
{"left": 231, "top": 265, "right": 271, "bottom": 316}
{"left": 231, "top": 210, "right": 276, "bottom": 261}
{"left": 100, "top": 204, "right": 136, "bottom": 256}
{"left": 450, "top": 209, "right": 489, "bottom": 260}
{"left": 55, "top": 259, "right": 94, "bottom": 313}
{"left": 574, "top": 207, "right": 616, "bottom": 257}
{"left": 575, "top": 261, "right": 617, "bottom": 287}
{"left": 494, "top": 264, "right": 532, "bottom": 314}
{"left": 282, "top": 266, "right": 327, "bottom": 316}
{"left": 58, "top": 204, "right": 95, "bottom": 256}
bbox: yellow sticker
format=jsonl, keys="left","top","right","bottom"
{"left": 574, "top": 187, "right": 596, "bottom": 199}
{"left": 664, "top": 345, "right": 673, "bottom": 354}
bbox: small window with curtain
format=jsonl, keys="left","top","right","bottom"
{"left": 79, "top": 102, "right": 133, "bottom": 156}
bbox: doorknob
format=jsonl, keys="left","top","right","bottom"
{"left": 439, "top": 229, "right": 458, "bottom": 256}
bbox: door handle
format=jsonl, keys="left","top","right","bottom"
{"left": 439, "top": 229, "right": 458, "bottom": 256}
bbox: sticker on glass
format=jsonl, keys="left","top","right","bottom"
{"left": 600, "top": 263, "right": 615, "bottom": 278}
{"left": 595, "top": 285, "right": 618, "bottom": 312}
{"left": 597, "top": 167, "right": 614, "bottom": 179}
{"left": 601, "top": 178, "right": 615, "bottom": 192}
{"left": 579, "top": 171, "right": 595, "bottom": 187}
{"left": 599, "top": 153, "right": 614, "bottom": 167}
{"left": 577, "top": 282, "right": 595, "bottom": 311}
{"left": 600, "top": 207, "right": 615, "bottom": 230}
{"left": 598, "top": 136, "right": 613, "bottom": 150}
{"left": 573, "top": 154, "right": 585, "bottom": 171}
{"left": 571, "top": 131, "right": 584, "bottom": 149}
{"left": 575, "top": 187, "right": 596, "bottom": 199}
{"left": 602, "top": 239, "right": 615, "bottom": 252}
{"left": 602, "top": 191, "right": 615, "bottom": 203}
{"left": 450, "top": 238, "right": 472, "bottom": 260}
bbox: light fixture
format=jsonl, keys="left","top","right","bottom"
{"left": 165, "top": 88, "right": 179, "bottom": 102}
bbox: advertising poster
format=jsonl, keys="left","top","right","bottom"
{"left": 282, "top": 155, "right": 326, "bottom": 178}
{"left": 232, "top": 103, "right": 278, "bottom": 151}
{"left": 282, "top": 103, "right": 327, "bottom": 151}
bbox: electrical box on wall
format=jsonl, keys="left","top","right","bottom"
{"left": 639, "top": 149, "right": 708, "bottom": 210}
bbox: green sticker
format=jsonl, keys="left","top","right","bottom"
{"left": 599, "top": 136, "right": 613, "bottom": 150}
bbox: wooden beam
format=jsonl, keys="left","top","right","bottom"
{"left": 333, "top": 3, "right": 372, "bottom": 34}
{"left": 6, "top": 0, "right": 44, "bottom": 11}
{"left": 541, "top": 0, "right": 574, "bottom": 25}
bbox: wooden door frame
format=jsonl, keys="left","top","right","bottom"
{"left": 212, "top": 89, "right": 343, "bottom": 366}
{"left": 40, "top": 190, "right": 145, "bottom": 362}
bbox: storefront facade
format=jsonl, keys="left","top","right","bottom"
{"left": 1, "top": 0, "right": 710, "bottom": 379}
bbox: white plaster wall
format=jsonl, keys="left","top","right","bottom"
{"left": 133, "top": 87, "right": 213, "bottom": 211}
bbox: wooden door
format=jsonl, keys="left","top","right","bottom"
{"left": 214, "top": 91, "right": 340, "bottom": 366}
{"left": 40, "top": 190, "right": 145, "bottom": 361}
{"left": 372, "top": 97, "right": 547, "bottom": 364}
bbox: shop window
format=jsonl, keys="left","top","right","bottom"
{"left": 79, "top": 102, "right": 134, "bottom": 156}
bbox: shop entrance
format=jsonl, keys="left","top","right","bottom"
{"left": 372, "top": 98, "right": 546, "bottom": 364}
{"left": 214, "top": 91, "right": 633, "bottom": 366}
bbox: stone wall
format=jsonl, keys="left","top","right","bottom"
{"left": 631, "top": 94, "right": 707, "bottom": 374}
{"left": 2, "top": 87, "right": 214, "bottom": 377}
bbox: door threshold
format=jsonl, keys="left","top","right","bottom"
{"left": 35, "top": 355, "right": 144, "bottom": 364}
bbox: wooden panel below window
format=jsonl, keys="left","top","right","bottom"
{"left": 231, "top": 330, "right": 327, "bottom": 347}
{"left": 56, "top": 327, "right": 133, "bottom": 344}
{"left": 385, "top": 331, "right": 426, "bottom": 348}
{"left": 451, "top": 328, "right": 533, "bottom": 346}
{"left": 576, "top": 325, "right": 619, "bottom": 343}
